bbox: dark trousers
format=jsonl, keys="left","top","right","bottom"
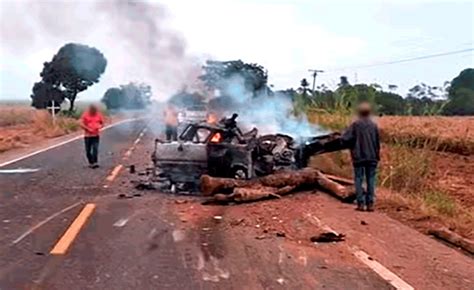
{"left": 84, "top": 136, "right": 100, "bottom": 165}
{"left": 354, "top": 163, "right": 377, "bottom": 206}
{"left": 165, "top": 125, "right": 178, "bottom": 141}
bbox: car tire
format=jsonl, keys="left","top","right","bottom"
{"left": 232, "top": 166, "right": 248, "bottom": 180}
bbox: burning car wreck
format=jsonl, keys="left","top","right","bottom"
{"left": 142, "top": 113, "right": 347, "bottom": 194}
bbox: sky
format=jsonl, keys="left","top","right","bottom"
{"left": 0, "top": 0, "right": 473, "bottom": 102}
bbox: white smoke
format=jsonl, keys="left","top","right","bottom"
{"left": 0, "top": 0, "right": 203, "bottom": 101}
{"left": 214, "top": 75, "right": 327, "bottom": 139}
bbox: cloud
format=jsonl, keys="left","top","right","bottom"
{"left": 165, "top": 0, "right": 365, "bottom": 89}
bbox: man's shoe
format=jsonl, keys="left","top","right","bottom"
{"left": 88, "top": 164, "right": 94, "bottom": 168}
{"left": 367, "top": 204, "right": 375, "bottom": 212}
{"left": 92, "top": 163, "right": 100, "bottom": 169}
{"left": 356, "top": 204, "right": 365, "bottom": 211}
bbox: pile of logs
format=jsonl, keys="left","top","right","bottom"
{"left": 201, "top": 168, "right": 355, "bottom": 204}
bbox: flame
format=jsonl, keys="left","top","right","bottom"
{"left": 210, "top": 132, "right": 222, "bottom": 143}
{"left": 207, "top": 112, "right": 217, "bottom": 124}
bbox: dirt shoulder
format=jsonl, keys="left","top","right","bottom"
{"left": 173, "top": 191, "right": 474, "bottom": 290}
{"left": 310, "top": 146, "right": 474, "bottom": 240}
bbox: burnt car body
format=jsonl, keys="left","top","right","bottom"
{"left": 150, "top": 114, "right": 347, "bottom": 193}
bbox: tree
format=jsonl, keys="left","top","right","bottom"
{"left": 338, "top": 76, "right": 350, "bottom": 87}
{"left": 375, "top": 91, "right": 405, "bottom": 115}
{"left": 442, "top": 68, "right": 474, "bottom": 115}
{"left": 102, "top": 88, "right": 125, "bottom": 110}
{"left": 298, "top": 78, "right": 311, "bottom": 97}
{"left": 30, "top": 82, "right": 66, "bottom": 109}
{"left": 199, "top": 60, "right": 268, "bottom": 98}
{"left": 101, "top": 83, "right": 152, "bottom": 110}
{"left": 448, "top": 68, "right": 474, "bottom": 95}
{"left": 442, "top": 88, "right": 474, "bottom": 115}
{"left": 388, "top": 84, "right": 398, "bottom": 92}
{"left": 31, "top": 43, "right": 107, "bottom": 111}
{"left": 169, "top": 89, "right": 205, "bottom": 108}
{"left": 407, "top": 83, "right": 442, "bottom": 99}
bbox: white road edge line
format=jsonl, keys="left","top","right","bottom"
{"left": 0, "top": 118, "right": 138, "bottom": 168}
{"left": 305, "top": 212, "right": 414, "bottom": 290}
{"left": 352, "top": 248, "right": 414, "bottom": 290}
{"left": 11, "top": 201, "right": 83, "bottom": 245}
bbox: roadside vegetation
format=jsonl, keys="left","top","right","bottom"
{"left": 308, "top": 112, "right": 474, "bottom": 239}
{"left": 0, "top": 105, "right": 80, "bottom": 153}
{"left": 292, "top": 67, "right": 474, "bottom": 239}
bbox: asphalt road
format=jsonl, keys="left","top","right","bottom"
{"left": 0, "top": 119, "right": 469, "bottom": 289}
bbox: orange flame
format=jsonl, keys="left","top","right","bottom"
{"left": 210, "top": 132, "right": 222, "bottom": 143}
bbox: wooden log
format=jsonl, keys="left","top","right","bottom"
{"left": 322, "top": 173, "right": 354, "bottom": 186}
{"left": 200, "top": 168, "right": 350, "bottom": 200}
{"left": 200, "top": 168, "right": 321, "bottom": 196}
{"left": 200, "top": 175, "right": 256, "bottom": 196}
{"left": 232, "top": 187, "right": 281, "bottom": 202}
{"left": 428, "top": 227, "right": 474, "bottom": 255}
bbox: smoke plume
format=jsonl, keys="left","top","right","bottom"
{"left": 0, "top": 0, "right": 202, "bottom": 100}
{"left": 213, "top": 75, "right": 326, "bottom": 139}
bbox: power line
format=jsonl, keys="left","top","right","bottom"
{"left": 327, "top": 47, "right": 474, "bottom": 72}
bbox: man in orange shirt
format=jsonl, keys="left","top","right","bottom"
{"left": 164, "top": 103, "right": 178, "bottom": 141}
{"left": 80, "top": 104, "right": 104, "bottom": 168}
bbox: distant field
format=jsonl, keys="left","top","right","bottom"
{"left": 379, "top": 116, "right": 474, "bottom": 155}
{"left": 309, "top": 113, "right": 474, "bottom": 155}
{"left": 378, "top": 116, "right": 473, "bottom": 141}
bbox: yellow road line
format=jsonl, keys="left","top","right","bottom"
{"left": 106, "top": 164, "right": 123, "bottom": 182}
{"left": 50, "top": 203, "right": 96, "bottom": 255}
{"left": 12, "top": 201, "right": 83, "bottom": 245}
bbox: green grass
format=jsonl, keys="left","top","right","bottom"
{"left": 423, "top": 191, "right": 458, "bottom": 217}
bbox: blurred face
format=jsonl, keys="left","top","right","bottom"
{"left": 89, "top": 105, "right": 98, "bottom": 115}
{"left": 357, "top": 102, "right": 371, "bottom": 117}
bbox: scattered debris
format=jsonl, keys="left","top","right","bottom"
{"left": 229, "top": 218, "right": 245, "bottom": 226}
{"left": 310, "top": 232, "right": 346, "bottom": 243}
{"left": 113, "top": 218, "right": 129, "bottom": 227}
{"left": 174, "top": 199, "right": 188, "bottom": 204}
{"left": 276, "top": 231, "right": 286, "bottom": 238}
{"left": 117, "top": 193, "right": 137, "bottom": 199}
{"left": 129, "top": 165, "right": 136, "bottom": 174}
{"left": 213, "top": 215, "right": 223, "bottom": 221}
{"left": 361, "top": 220, "right": 368, "bottom": 226}
{"left": 276, "top": 278, "right": 285, "bottom": 285}
{"left": 135, "top": 182, "right": 157, "bottom": 190}
{"left": 172, "top": 229, "right": 185, "bottom": 242}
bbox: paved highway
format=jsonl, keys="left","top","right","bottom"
{"left": 0, "top": 119, "right": 472, "bottom": 290}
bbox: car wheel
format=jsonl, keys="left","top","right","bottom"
{"left": 232, "top": 167, "right": 248, "bottom": 180}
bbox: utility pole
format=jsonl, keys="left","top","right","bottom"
{"left": 308, "top": 69, "right": 324, "bottom": 92}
